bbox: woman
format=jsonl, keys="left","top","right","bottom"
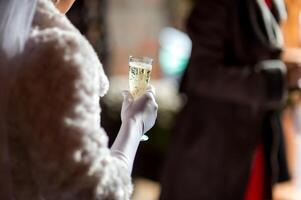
{"left": 160, "top": 0, "right": 296, "bottom": 199}
{"left": 0, "top": 0, "right": 158, "bottom": 199}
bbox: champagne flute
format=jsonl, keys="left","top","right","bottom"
{"left": 128, "top": 56, "right": 153, "bottom": 141}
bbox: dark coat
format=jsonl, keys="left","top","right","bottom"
{"left": 160, "top": 0, "right": 289, "bottom": 199}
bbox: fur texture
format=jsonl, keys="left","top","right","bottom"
{"left": 6, "top": 0, "right": 133, "bottom": 199}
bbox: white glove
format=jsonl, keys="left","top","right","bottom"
{"left": 121, "top": 85, "right": 158, "bottom": 134}
{"left": 111, "top": 85, "right": 158, "bottom": 172}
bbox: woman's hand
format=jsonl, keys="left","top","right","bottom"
{"left": 282, "top": 48, "right": 301, "bottom": 88}
{"left": 121, "top": 85, "right": 158, "bottom": 134}
{"left": 282, "top": 48, "right": 301, "bottom": 64}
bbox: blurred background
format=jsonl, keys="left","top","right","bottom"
{"left": 66, "top": 0, "right": 301, "bottom": 199}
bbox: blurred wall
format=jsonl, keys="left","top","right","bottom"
{"left": 107, "top": 0, "right": 169, "bottom": 78}
{"left": 282, "top": 0, "right": 301, "bottom": 47}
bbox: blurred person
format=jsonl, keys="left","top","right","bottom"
{"left": 160, "top": 0, "right": 301, "bottom": 199}
{"left": 0, "top": 0, "right": 158, "bottom": 199}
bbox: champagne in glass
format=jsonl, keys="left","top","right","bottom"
{"left": 128, "top": 56, "right": 153, "bottom": 141}
{"left": 129, "top": 56, "right": 153, "bottom": 99}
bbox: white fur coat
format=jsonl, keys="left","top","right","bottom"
{"left": 6, "top": 0, "right": 132, "bottom": 199}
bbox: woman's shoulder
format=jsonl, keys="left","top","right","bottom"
{"left": 19, "top": 0, "right": 109, "bottom": 97}
{"left": 31, "top": 0, "right": 87, "bottom": 53}
{"left": 25, "top": 28, "right": 87, "bottom": 78}
{"left": 33, "top": 0, "right": 76, "bottom": 32}
{"left": 31, "top": 0, "right": 100, "bottom": 58}
{"left": 28, "top": 27, "right": 85, "bottom": 59}
{"left": 27, "top": 26, "right": 108, "bottom": 95}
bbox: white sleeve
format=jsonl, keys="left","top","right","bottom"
{"left": 111, "top": 119, "right": 142, "bottom": 173}
{"left": 11, "top": 29, "right": 133, "bottom": 200}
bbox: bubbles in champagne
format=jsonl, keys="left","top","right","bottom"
{"left": 129, "top": 61, "right": 152, "bottom": 98}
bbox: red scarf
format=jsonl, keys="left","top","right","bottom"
{"left": 244, "top": 145, "right": 265, "bottom": 200}
{"left": 265, "top": 0, "right": 273, "bottom": 8}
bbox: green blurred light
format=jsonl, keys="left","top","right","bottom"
{"left": 159, "top": 48, "right": 189, "bottom": 76}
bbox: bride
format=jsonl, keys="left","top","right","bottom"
{"left": 0, "top": 0, "right": 158, "bottom": 199}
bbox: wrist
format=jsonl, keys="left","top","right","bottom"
{"left": 121, "top": 117, "right": 143, "bottom": 136}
